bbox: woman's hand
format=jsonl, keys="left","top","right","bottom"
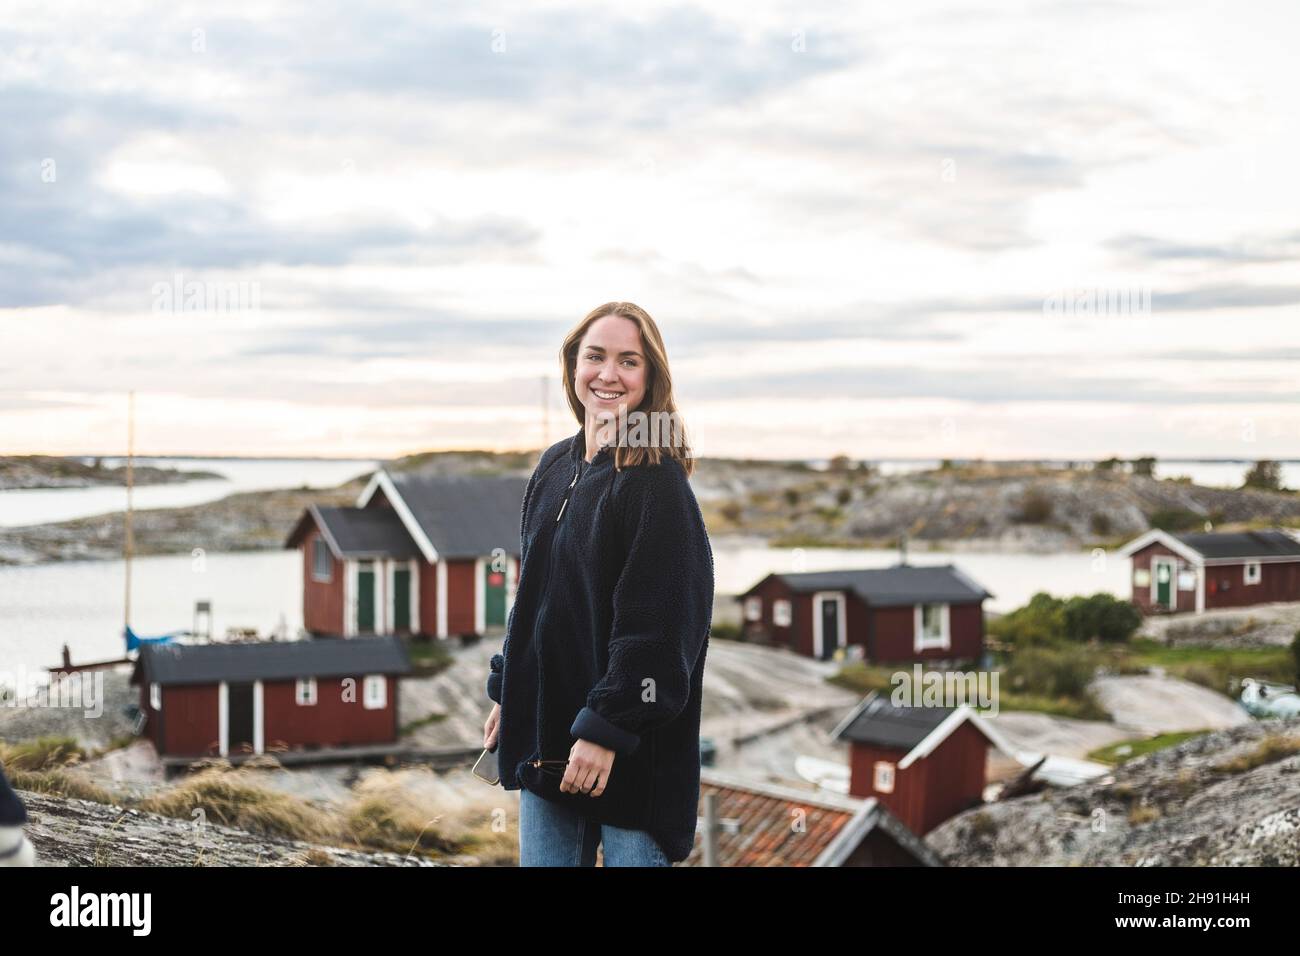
{"left": 562, "top": 738, "right": 615, "bottom": 796}
{"left": 483, "top": 702, "right": 500, "bottom": 751}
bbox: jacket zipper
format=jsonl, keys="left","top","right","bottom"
{"left": 556, "top": 461, "right": 582, "bottom": 522}
{"left": 524, "top": 457, "right": 585, "bottom": 780}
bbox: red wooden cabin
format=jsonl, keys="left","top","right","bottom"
{"left": 1118, "top": 529, "right": 1300, "bottom": 614}
{"left": 830, "top": 691, "right": 1003, "bottom": 836}
{"left": 735, "top": 565, "right": 992, "bottom": 663}
{"left": 130, "top": 636, "right": 412, "bottom": 759}
{"left": 286, "top": 470, "right": 527, "bottom": 639}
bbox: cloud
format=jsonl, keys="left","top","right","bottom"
{"left": 1107, "top": 232, "right": 1300, "bottom": 264}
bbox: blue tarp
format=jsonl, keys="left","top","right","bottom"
{"left": 124, "top": 625, "right": 180, "bottom": 652}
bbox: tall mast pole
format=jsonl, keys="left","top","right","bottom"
{"left": 124, "top": 391, "right": 135, "bottom": 635}
{"left": 540, "top": 374, "right": 548, "bottom": 449}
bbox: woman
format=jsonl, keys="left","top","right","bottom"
{"left": 482, "top": 301, "right": 714, "bottom": 867}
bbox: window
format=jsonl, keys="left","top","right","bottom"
{"left": 915, "top": 603, "right": 950, "bottom": 650}
{"left": 873, "top": 761, "right": 895, "bottom": 794}
{"left": 312, "top": 538, "right": 333, "bottom": 582}
{"left": 295, "top": 678, "right": 317, "bottom": 706}
{"left": 1244, "top": 561, "right": 1261, "bottom": 585}
{"left": 773, "top": 599, "right": 792, "bottom": 627}
{"left": 363, "top": 675, "right": 387, "bottom": 709}
{"left": 1133, "top": 568, "right": 1151, "bottom": 587}
{"left": 744, "top": 596, "right": 762, "bottom": 622}
{"left": 150, "top": 682, "right": 161, "bottom": 711}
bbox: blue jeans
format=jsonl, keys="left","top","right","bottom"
{"left": 518, "top": 785, "right": 670, "bottom": 867}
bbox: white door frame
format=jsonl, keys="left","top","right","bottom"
{"left": 812, "top": 591, "right": 847, "bottom": 659}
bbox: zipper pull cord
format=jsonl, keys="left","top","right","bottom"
{"left": 556, "top": 463, "right": 581, "bottom": 522}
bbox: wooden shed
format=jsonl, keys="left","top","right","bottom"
{"left": 286, "top": 470, "right": 527, "bottom": 639}
{"left": 830, "top": 691, "right": 1006, "bottom": 836}
{"left": 130, "top": 636, "right": 411, "bottom": 759}
{"left": 1117, "top": 529, "right": 1300, "bottom": 614}
{"left": 734, "top": 565, "right": 992, "bottom": 663}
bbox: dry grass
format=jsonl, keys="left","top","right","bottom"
{"left": 136, "top": 766, "right": 338, "bottom": 844}
{"left": 1211, "top": 734, "right": 1300, "bottom": 774}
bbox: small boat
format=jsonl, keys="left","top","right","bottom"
{"left": 1239, "top": 678, "right": 1300, "bottom": 719}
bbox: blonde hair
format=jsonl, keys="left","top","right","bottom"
{"left": 560, "top": 302, "right": 696, "bottom": 476}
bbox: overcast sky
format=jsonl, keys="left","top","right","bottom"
{"left": 2, "top": 0, "right": 1297, "bottom": 461}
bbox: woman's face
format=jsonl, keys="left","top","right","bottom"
{"left": 575, "top": 314, "right": 648, "bottom": 418}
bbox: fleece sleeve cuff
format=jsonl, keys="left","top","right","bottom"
{"left": 486, "top": 653, "right": 504, "bottom": 704}
{"left": 571, "top": 706, "right": 641, "bottom": 755}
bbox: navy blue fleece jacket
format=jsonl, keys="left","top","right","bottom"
{"left": 486, "top": 423, "right": 714, "bottom": 863}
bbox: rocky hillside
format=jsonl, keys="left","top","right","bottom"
{"left": 691, "top": 462, "right": 1300, "bottom": 552}
{"left": 0, "top": 456, "right": 221, "bottom": 491}
{"left": 21, "top": 790, "right": 450, "bottom": 866}
{"left": 927, "top": 716, "right": 1300, "bottom": 865}
{"left": 0, "top": 484, "right": 362, "bottom": 565}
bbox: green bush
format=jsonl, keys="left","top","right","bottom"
{"left": 1147, "top": 508, "right": 1204, "bottom": 532}
{"left": 1243, "top": 460, "right": 1284, "bottom": 492}
{"left": 988, "top": 592, "right": 1066, "bottom": 646}
{"left": 1013, "top": 489, "right": 1053, "bottom": 524}
{"left": 1062, "top": 593, "right": 1142, "bottom": 643}
{"left": 1005, "top": 644, "right": 1099, "bottom": 698}
{"left": 1292, "top": 629, "right": 1300, "bottom": 683}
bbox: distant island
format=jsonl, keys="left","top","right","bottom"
{"left": 0, "top": 449, "right": 1297, "bottom": 565}
{"left": 0, "top": 456, "right": 225, "bottom": 491}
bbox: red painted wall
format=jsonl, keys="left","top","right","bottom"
{"left": 263, "top": 675, "right": 398, "bottom": 750}
{"left": 446, "top": 559, "right": 477, "bottom": 635}
{"left": 1204, "top": 559, "right": 1300, "bottom": 609}
{"left": 301, "top": 526, "right": 345, "bottom": 635}
{"left": 144, "top": 677, "right": 400, "bottom": 757}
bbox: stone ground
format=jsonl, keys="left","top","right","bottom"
{"left": 928, "top": 716, "right": 1300, "bottom": 866}
{"left": 1137, "top": 600, "right": 1300, "bottom": 648}
{"left": 21, "top": 790, "right": 452, "bottom": 866}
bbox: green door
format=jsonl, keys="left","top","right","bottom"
{"left": 1155, "top": 561, "right": 1172, "bottom": 609}
{"left": 485, "top": 564, "right": 507, "bottom": 627}
{"left": 393, "top": 568, "right": 411, "bottom": 632}
{"left": 357, "top": 564, "right": 375, "bottom": 633}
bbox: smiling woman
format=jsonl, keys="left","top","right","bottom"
{"left": 481, "top": 301, "right": 714, "bottom": 866}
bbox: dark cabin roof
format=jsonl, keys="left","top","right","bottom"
{"left": 285, "top": 504, "right": 422, "bottom": 559}
{"left": 386, "top": 472, "right": 528, "bottom": 559}
{"left": 131, "top": 636, "right": 412, "bottom": 687}
{"left": 1174, "top": 530, "right": 1300, "bottom": 560}
{"left": 746, "top": 565, "right": 992, "bottom": 607}
{"left": 832, "top": 692, "right": 955, "bottom": 750}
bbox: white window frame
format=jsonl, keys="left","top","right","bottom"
{"left": 744, "top": 596, "right": 762, "bottom": 622}
{"left": 150, "top": 682, "right": 161, "bottom": 711}
{"left": 312, "top": 538, "right": 333, "bottom": 582}
{"left": 295, "top": 678, "right": 317, "bottom": 706}
{"left": 914, "top": 602, "right": 951, "bottom": 651}
{"left": 773, "top": 599, "right": 792, "bottom": 628}
{"left": 873, "top": 761, "right": 895, "bottom": 794}
{"left": 1244, "top": 561, "right": 1261, "bottom": 585}
{"left": 363, "top": 674, "right": 387, "bottom": 710}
